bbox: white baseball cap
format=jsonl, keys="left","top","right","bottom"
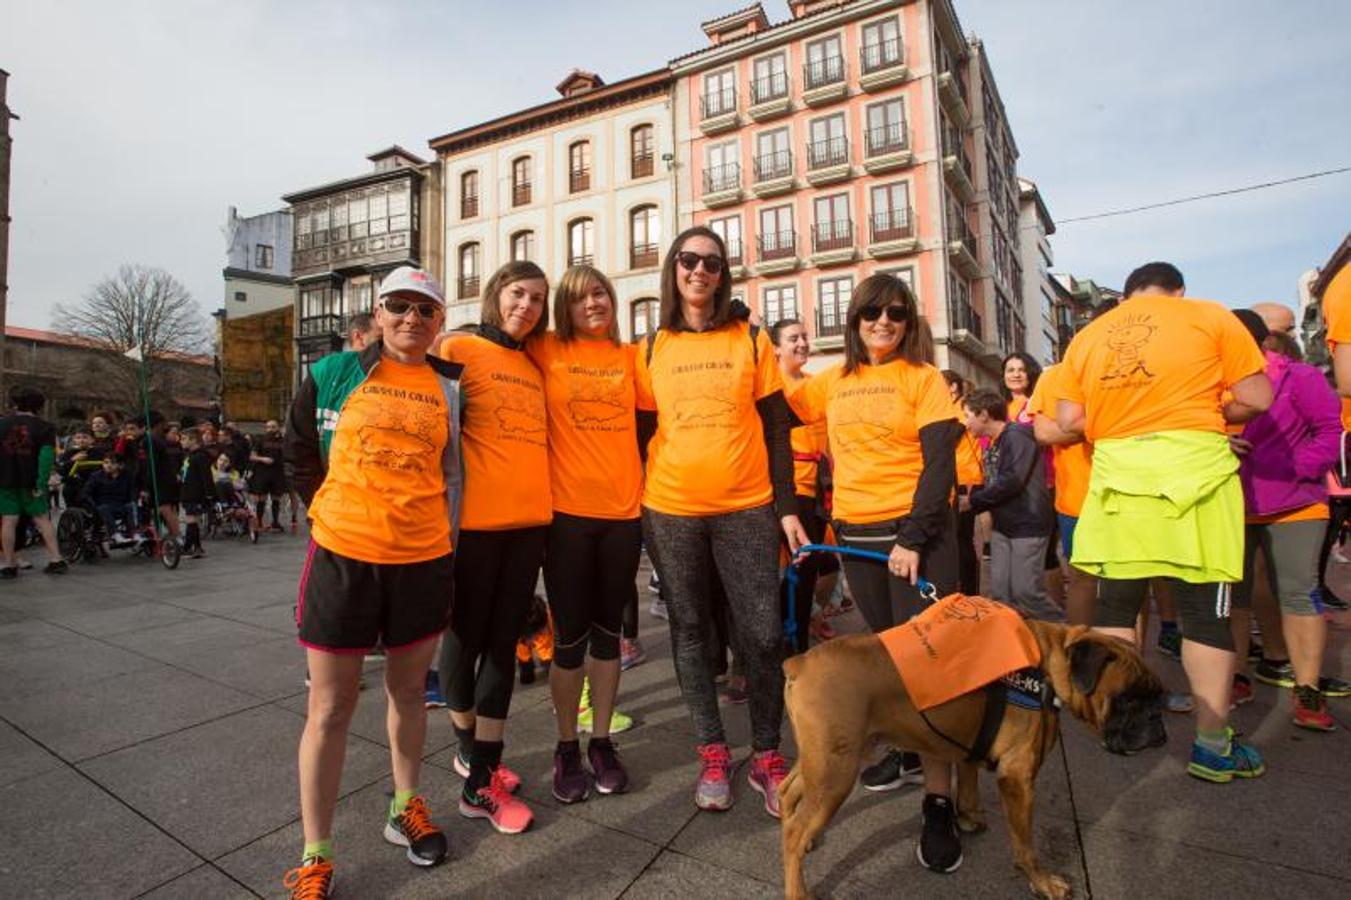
{"left": 379, "top": 266, "right": 445, "bottom": 305}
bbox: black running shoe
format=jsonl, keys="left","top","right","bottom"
{"left": 860, "top": 749, "right": 922, "bottom": 792}
{"left": 917, "top": 793, "right": 963, "bottom": 873}
{"left": 44, "top": 560, "right": 69, "bottom": 575}
{"left": 382, "top": 795, "right": 447, "bottom": 867}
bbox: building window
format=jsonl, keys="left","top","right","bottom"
{"left": 812, "top": 193, "right": 852, "bottom": 252}
{"left": 704, "top": 141, "right": 740, "bottom": 195}
{"left": 510, "top": 230, "right": 535, "bottom": 263}
{"left": 631, "top": 124, "right": 654, "bottom": 178}
{"left": 751, "top": 53, "right": 788, "bottom": 104}
{"left": 861, "top": 17, "right": 903, "bottom": 73}
{"left": 458, "top": 243, "right": 480, "bottom": 298}
{"left": 568, "top": 218, "right": 595, "bottom": 267}
{"left": 254, "top": 244, "right": 274, "bottom": 269}
{"left": 347, "top": 195, "right": 368, "bottom": 239}
{"left": 299, "top": 285, "right": 341, "bottom": 332}
{"left": 512, "top": 157, "right": 532, "bottom": 206}
{"left": 758, "top": 205, "right": 795, "bottom": 261}
{"left": 709, "top": 215, "right": 743, "bottom": 266}
{"left": 762, "top": 284, "right": 798, "bottom": 324}
{"left": 234, "top": 291, "right": 247, "bottom": 304}
{"left": 948, "top": 272, "right": 980, "bottom": 338}
{"left": 870, "top": 181, "right": 913, "bottom": 241}
{"left": 461, "top": 171, "right": 479, "bottom": 218}
{"left": 630, "top": 206, "right": 660, "bottom": 269}
{"left": 569, "top": 141, "right": 592, "bottom": 193}
{"left": 754, "top": 128, "right": 792, "bottom": 182}
{"left": 816, "top": 276, "right": 853, "bottom": 337}
{"left": 865, "top": 98, "right": 907, "bottom": 156}
{"left": 807, "top": 113, "right": 848, "bottom": 169}
{"left": 631, "top": 297, "right": 659, "bottom": 339}
{"left": 702, "top": 68, "right": 736, "bottom": 119}
{"left": 804, "top": 35, "right": 844, "bottom": 90}
{"left": 349, "top": 280, "right": 372, "bottom": 316}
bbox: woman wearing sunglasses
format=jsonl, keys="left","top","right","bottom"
{"left": 282, "top": 266, "right": 462, "bottom": 897}
{"left": 786, "top": 274, "right": 966, "bottom": 875}
{"left": 636, "top": 225, "right": 805, "bottom": 818}
{"left": 524, "top": 264, "right": 640, "bottom": 803}
{"left": 436, "top": 260, "right": 552, "bottom": 836}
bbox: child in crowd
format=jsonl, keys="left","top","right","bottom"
{"left": 178, "top": 430, "right": 215, "bottom": 559}
{"left": 81, "top": 455, "right": 137, "bottom": 541}
{"left": 960, "top": 389, "right": 1062, "bottom": 620}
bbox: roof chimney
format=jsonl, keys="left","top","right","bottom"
{"left": 700, "top": 3, "right": 770, "bottom": 46}
{"left": 556, "top": 69, "right": 605, "bottom": 97}
{"left": 789, "top": 1, "right": 851, "bottom": 20}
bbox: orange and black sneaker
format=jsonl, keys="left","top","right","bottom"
{"left": 282, "top": 858, "right": 334, "bottom": 899}
{"left": 382, "top": 795, "right": 448, "bottom": 866}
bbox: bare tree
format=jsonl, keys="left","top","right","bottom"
{"left": 51, "top": 264, "right": 215, "bottom": 414}
{"left": 53, "top": 263, "right": 210, "bottom": 355}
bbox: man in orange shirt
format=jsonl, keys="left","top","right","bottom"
{"left": 282, "top": 267, "right": 463, "bottom": 897}
{"left": 1058, "top": 262, "right": 1271, "bottom": 785}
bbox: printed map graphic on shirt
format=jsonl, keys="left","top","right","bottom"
{"left": 671, "top": 371, "right": 739, "bottom": 426}
{"left": 832, "top": 389, "right": 896, "bottom": 450}
{"left": 567, "top": 381, "right": 627, "bottom": 425}
{"left": 494, "top": 393, "right": 546, "bottom": 436}
{"left": 354, "top": 402, "right": 441, "bottom": 474}
{"left": 1101, "top": 315, "right": 1157, "bottom": 385}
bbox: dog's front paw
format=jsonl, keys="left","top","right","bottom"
{"left": 957, "top": 812, "right": 987, "bottom": 834}
{"left": 1028, "top": 871, "right": 1071, "bottom": 899}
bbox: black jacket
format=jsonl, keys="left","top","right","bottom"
{"left": 968, "top": 422, "right": 1053, "bottom": 538}
{"left": 81, "top": 468, "right": 135, "bottom": 507}
{"left": 179, "top": 448, "right": 217, "bottom": 505}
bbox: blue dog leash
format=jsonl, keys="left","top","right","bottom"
{"left": 783, "top": 543, "right": 938, "bottom": 643}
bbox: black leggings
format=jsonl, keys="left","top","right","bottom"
{"left": 543, "top": 513, "right": 641, "bottom": 669}
{"left": 779, "top": 495, "right": 838, "bottom": 655}
{"left": 835, "top": 511, "right": 959, "bottom": 633}
{"left": 955, "top": 502, "right": 980, "bottom": 595}
{"left": 439, "top": 526, "right": 547, "bottom": 719}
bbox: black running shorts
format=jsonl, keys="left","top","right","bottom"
{"left": 249, "top": 468, "right": 286, "bottom": 496}
{"left": 296, "top": 541, "right": 453, "bottom": 654}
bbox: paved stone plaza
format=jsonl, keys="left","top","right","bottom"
{"left": 0, "top": 532, "right": 1347, "bottom": 899}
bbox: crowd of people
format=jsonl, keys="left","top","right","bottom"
{"left": 260, "top": 239, "right": 1347, "bottom": 898}
{"left": 0, "top": 393, "right": 298, "bottom": 569}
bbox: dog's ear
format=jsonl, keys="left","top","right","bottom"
{"left": 1069, "top": 639, "right": 1114, "bottom": 696}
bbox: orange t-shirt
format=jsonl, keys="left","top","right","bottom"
{"left": 878, "top": 594, "right": 1042, "bottom": 711}
{"left": 439, "top": 334, "right": 552, "bottom": 530}
{"left": 785, "top": 377, "right": 827, "bottom": 499}
{"left": 1060, "top": 296, "right": 1266, "bottom": 443}
{"left": 954, "top": 400, "right": 984, "bottom": 487}
{"left": 1320, "top": 265, "right": 1351, "bottom": 428}
{"left": 789, "top": 359, "right": 956, "bottom": 525}
{"left": 1248, "top": 501, "right": 1329, "bottom": 526}
{"left": 1026, "top": 364, "right": 1092, "bottom": 517}
{"left": 309, "top": 358, "right": 452, "bottom": 563}
{"left": 636, "top": 322, "right": 783, "bottom": 516}
{"left": 527, "top": 334, "right": 642, "bottom": 520}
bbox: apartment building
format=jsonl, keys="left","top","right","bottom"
{"left": 430, "top": 69, "right": 676, "bottom": 337}
{"left": 1017, "top": 177, "right": 1057, "bottom": 363}
{"left": 282, "top": 146, "right": 442, "bottom": 382}
{"left": 671, "top": 0, "right": 1031, "bottom": 379}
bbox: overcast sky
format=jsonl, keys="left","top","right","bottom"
{"left": 3, "top": 0, "right": 1348, "bottom": 330}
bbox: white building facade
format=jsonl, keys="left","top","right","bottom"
{"left": 431, "top": 70, "right": 677, "bottom": 339}
{"left": 223, "top": 205, "right": 293, "bottom": 319}
{"left": 1017, "top": 177, "right": 1057, "bottom": 364}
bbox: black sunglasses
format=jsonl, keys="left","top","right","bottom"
{"left": 858, "top": 304, "right": 909, "bottom": 323}
{"left": 675, "top": 251, "right": 725, "bottom": 275}
{"left": 382, "top": 297, "right": 442, "bottom": 319}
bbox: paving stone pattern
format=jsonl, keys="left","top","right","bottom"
{"left": 0, "top": 531, "right": 1347, "bottom": 898}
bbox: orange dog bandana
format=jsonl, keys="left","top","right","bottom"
{"left": 878, "top": 594, "right": 1042, "bottom": 711}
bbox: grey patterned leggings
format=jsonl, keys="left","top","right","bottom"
{"left": 642, "top": 504, "right": 784, "bottom": 752}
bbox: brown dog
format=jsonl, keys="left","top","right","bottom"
{"left": 780, "top": 620, "right": 1165, "bottom": 899}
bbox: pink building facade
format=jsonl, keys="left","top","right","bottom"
{"left": 671, "top": 0, "right": 1021, "bottom": 380}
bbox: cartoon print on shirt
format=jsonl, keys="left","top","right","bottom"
{"left": 1101, "top": 315, "right": 1156, "bottom": 383}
